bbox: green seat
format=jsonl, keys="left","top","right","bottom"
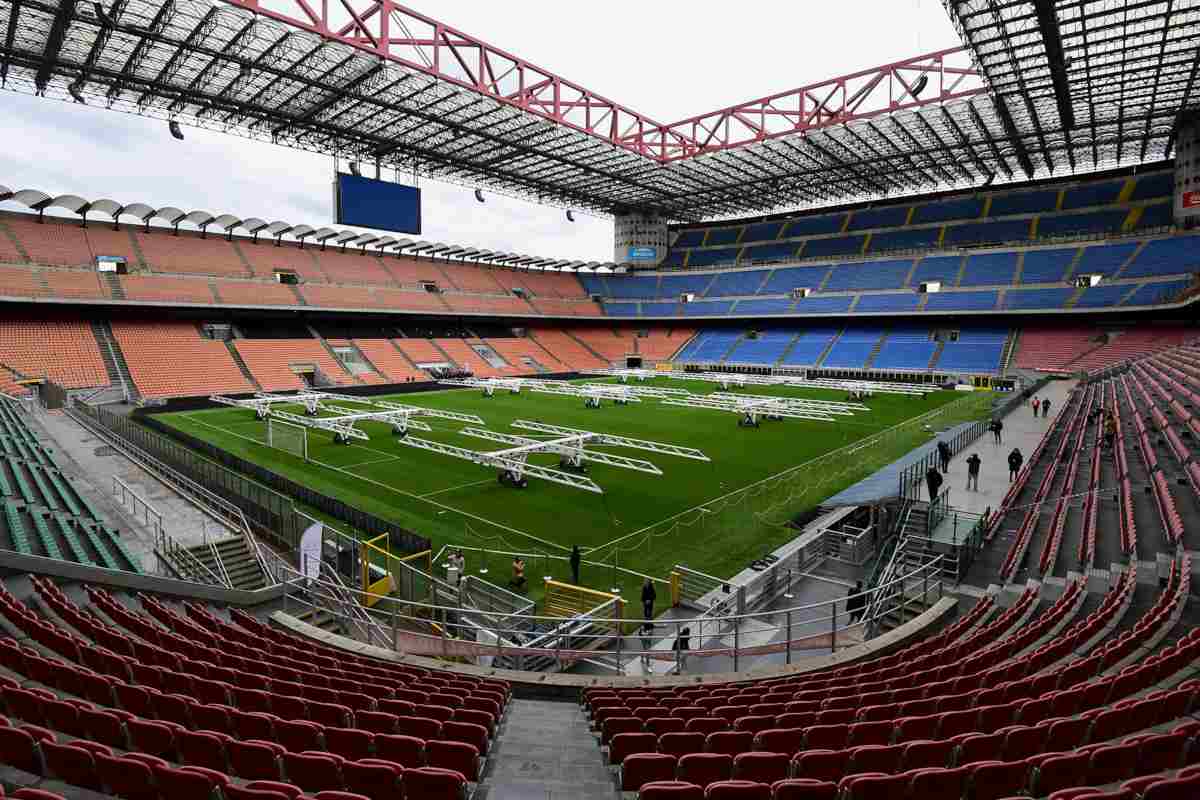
{"left": 4, "top": 500, "right": 31, "bottom": 555}
{"left": 31, "top": 510, "right": 61, "bottom": 561}
{"left": 11, "top": 465, "right": 36, "bottom": 506}
{"left": 26, "top": 464, "right": 61, "bottom": 511}
{"left": 81, "top": 522, "right": 120, "bottom": 571}
{"left": 53, "top": 513, "right": 93, "bottom": 566}
{"left": 44, "top": 470, "right": 81, "bottom": 516}
{"left": 99, "top": 525, "right": 143, "bottom": 574}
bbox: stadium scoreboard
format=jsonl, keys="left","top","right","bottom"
{"left": 334, "top": 173, "right": 422, "bottom": 235}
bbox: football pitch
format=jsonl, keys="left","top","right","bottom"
{"left": 153, "top": 378, "right": 971, "bottom": 600}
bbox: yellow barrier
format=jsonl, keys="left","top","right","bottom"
{"left": 670, "top": 571, "right": 682, "bottom": 607}
{"left": 543, "top": 579, "right": 624, "bottom": 626}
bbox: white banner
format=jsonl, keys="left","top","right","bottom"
{"left": 299, "top": 522, "right": 323, "bottom": 582}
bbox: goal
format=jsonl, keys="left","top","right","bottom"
{"left": 267, "top": 418, "right": 308, "bottom": 461}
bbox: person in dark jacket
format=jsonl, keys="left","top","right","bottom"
{"left": 937, "top": 440, "right": 951, "bottom": 473}
{"left": 1042, "top": 397, "right": 1052, "bottom": 418}
{"left": 1008, "top": 448, "right": 1024, "bottom": 481}
{"left": 966, "top": 453, "right": 982, "bottom": 492}
{"left": 569, "top": 545, "right": 581, "bottom": 585}
{"left": 641, "top": 579, "right": 657, "bottom": 622}
{"left": 925, "top": 466, "right": 944, "bottom": 502}
{"left": 847, "top": 580, "right": 868, "bottom": 623}
{"left": 989, "top": 418, "right": 1003, "bottom": 445}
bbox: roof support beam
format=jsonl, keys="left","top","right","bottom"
{"left": 1032, "top": 0, "right": 1076, "bottom": 131}
{"left": 992, "top": 96, "right": 1036, "bottom": 178}
{"left": 33, "top": 0, "right": 73, "bottom": 93}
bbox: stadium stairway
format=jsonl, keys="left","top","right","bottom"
{"left": 87, "top": 321, "right": 132, "bottom": 401}
{"left": 157, "top": 537, "right": 268, "bottom": 592}
{"left": 475, "top": 698, "right": 618, "bottom": 799}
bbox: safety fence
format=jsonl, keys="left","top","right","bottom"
{"left": 273, "top": 550, "right": 951, "bottom": 676}
{"left": 70, "top": 402, "right": 428, "bottom": 556}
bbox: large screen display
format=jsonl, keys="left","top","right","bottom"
{"left": 334, "top": 173, "right": 422, "bottom": 234}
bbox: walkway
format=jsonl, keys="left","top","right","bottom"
{"left": 30, "top": 409, "right": 236, "bottom": 567}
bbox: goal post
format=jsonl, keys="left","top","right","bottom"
{"left": 267, "top": 418, "right": 309, "bottom": 461}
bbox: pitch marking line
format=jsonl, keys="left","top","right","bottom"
{"left": 343, "top": 454, "right": 406, "bottom": 469}
{"left": 420, "top": 478, "right": 494, "bottom": 498}
{"left": 180, "top": 413, "right": 569, "bottom": 553}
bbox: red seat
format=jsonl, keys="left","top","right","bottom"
{"left": 0, "top": 727, "right": 41, "bottom": 773}
{"left": 324, "top": 727, "right": 373, "bottom": 761}
{"left": 840, "top": 773, "right": 908, "bottom": 800}
{"left": 342, "top": 760, "right": 403, "bottom": 800}
{"left": 1136, "top": 732, "right": 1190, "bottom": 773}
{"left": 623, "top": 753, "right": 678, "bottom": 791}
{"left": 707, "top": 731, "right": 755, "bottom": 757}
{"left": 127, "top": 718, "right": 181, "bottom": 760}
{"left": 648, "top": 717, "right": 688, "bottom": 736}
{"left": 602, "top": 716, "right": 643, "bottom": 745}
{"left": 189, "top": 704, "right": 234, "bottom": 735}
{"left": 95, "top": 753, "right": 159, "bottom": 800}
{"left": 395, "top": 715, "right": 443, "bottom": 742}
{"left": 791, "top": 749, "right": 847, "bottom": 783}
{"left": 441, "top": 720, "right": 488, "bottom": 755}
{"left": 610, "top": 732, "right": 657, "bottom": 765}
{"left": 374, "top": 734, "right": 426, "bottom": 768}
{"left": 639, "top": 782, "right": 705, "bottom": 799}
{"left": 907, "top": 766, "right": 970, "bottom": 800}
{"left": 769, "top": 778, "right": 838, "bottom": 800}
{"left": 79, "top": 708, "right": 128, "bottom": 749}
{"left": 227, "top": 739, "right": 284, "bottom": 781}
{"left": 427, "top": 739, "right": 480, "bottom": 781}
{"left": 400, "top": 766, "right": 467, "bottom": 800}
{"left": 847, "top": 743, "right": 903, "bottom": 775}
{"left": 660, "top": 732, "right": 708, "bottom": 758}
{"left": 42, "top": 740, "right": 102, "bottom": 790}
{"left": 848, "top": 721, "right": 894, "bottom": 746}
{"left": 177, "top": 730, "right": 233, "bottom": 772}
{"left": 152, "top": 764, "right": 228, "bottom": 800}
{"left": 688, "top": 718, "right": 730, "bottom": 736}
{"left": 1001, "top": 726, "right": 1045, "bottom": 762}
{"left": 1142, "top": 775, "right": 1200, "bottom": 800}
{"left": 679, "top": 752, "right": 734, "bottom": 789}
{"left": 733, "top": 751, "right": 790, "bottom": 784}
{"left": 902, "top": 739, "right": 955, "bottom": 770}
{"left": 274, "top": 719, "right": 324, "bottom": 753}
{"left": 1085, "top": 742, "right": 1139, "bottom": 786}
{"left": 967, "top": 760, "right": 1029, "bottom": 800}
{"left": 1030, "top": 752, "right": 1090, "bottom": 797}
{"left": 954, "top": 732, "right": 1004, "bottom": 766}
{"left": 705, "top": 780, "right": 772, "bottom": 799}
{"left": 734, "top": 716, "right": 776, "bottom": 734}
{"left": 281, "top": 751, "right": 344, "bottom": 793}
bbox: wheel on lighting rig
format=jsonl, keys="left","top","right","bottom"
{"left": 392, "top": 427, "right": 408, "bottom": 438}
{"left": 499, "top": 470, "right": 512, "bottom": 486}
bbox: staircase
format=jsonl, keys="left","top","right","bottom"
{"left": 89, "top": 321, "right": 135, "bottom": 401}
{"left": 287, "top": 284, "right": 308, "bottom": 304}
{"left": 166, "top": 537, "right": 269, "bottom": 591}
{"left": 100, "top": 272, "right": 126, "bottom": 300}
{"left": 224, "top": 341, "right": 261, "bottom": 390}
{"left": 306, "top": 325, "right": 364, "bottom": 384}
{"left": 862, "top": 330, "right": 889, "bottom": 370}
{"left": 813, "top": 328, "right": 844, "bottom": 367}
{"left": 773, "top": 331, "right": 804, "bottom": 367}
{"left": 927, "top": 338, "right": 946, "bottom": 371}
{"left": 566, "top": 330, "right": 607, "bottom": 363}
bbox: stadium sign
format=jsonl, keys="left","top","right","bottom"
{"left": 628, "top": 246, "right": 658, "bottom": 261}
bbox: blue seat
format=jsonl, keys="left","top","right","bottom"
{"left": 641, "top": 302, "right": 678, "bottom": 317}
{"left": 677, "top": 331, "right": 742, "bottom": 362}
{"left": 781, "top": 329, "right": 841, "bottom": 366}
{"left": 911, "top": 256, "right": 962, "bottom": 286}
{"left": 1136, "top": 202, "right": 1174, "bottom": 229}
{"left": 855, "top": 293, "right": 921, "bottom": 312}
{"left": 673, "top": 230, "right": 705, "bottom": 248}
{"left": 1122, "top": 237, "right": 1200, "bottom": 279}
{"left": 1130, "top": 171, "right": 1174, "bottom": 200}
{"left": 1003, "top": 287, "right": 1074, "bottom": 309}
{"left": 1074, "top": 284, "right": 1131, "bottom": 308}
{"left": 733, "top": 298, "right": 794, "bottom": 315}
{"left": 707, "top": 271, "right": 771, "bottom": 296}
{"left": 742, "top": 222, "right": 784, "bottom": 242}
{"left": 1075, "top": 242, "right": 1140, "bottom": 276}
{"left": 822, "top": 328, "right": 885, "bottom": 368}
{"left": 742, "top": 242, "right": 799, "bottom": 263}
{"left": 935, "top": 329, "right": 1008, "bottom": 374}
{"left": 793, "top": 295, "right": 854, "bottom": 314}
{"left": 1019, "top": 248, "right": 1076, "bottom": 283}
{"left": 943, "top": 219, "right": 1031, "bottom": 247}
{"left": 726, "top": 331, "right": 799, "bottom": 364}
{"left": 660, "top": 251, "right": 686, "bottom": 268}
{"left": 578, "top": 275, "right": 609, "bottom": 296}
{"left": 605, "top": 276, "right": 658, "bottom": 299}
{"left": 660, "top": 275, "right": 716, "bottom": 297}
{"left": 990, "top": 188, "right": 1058, "bottom": 216}
{"left": 1122, "top": 279, "right": 1190, "bottom": 307}
{"left": 1037, "top": 209, "right": 1128, "bottom": 237}
{"left": 874, "top": 329, "right": 938, "bottom": 370}
{"left": 846, "top": 206, "right": 910, "bottom": 231}
{"left": 759, "top": 266, "right": 831, "bottom": 294}
{"left": 912, "top": 197, "right": 984, "bottom": 224}
{"left": 707, "top": 227, "right": 742, "bottom": 246}
{"left": 681, "top": 301, "right": 733, "bottom": 316}
{"left": 1062, "top": 179, "right": 1124, "bottom": 210}
{"left": 924, "top": 291, "right": 998, "bottom": 311}
{"left": 784, "top": 214, "right": 847, "bottom": 237}
{"left": 870, "top": 228, "right": 941, "bottom": 252}
{"left": 803, "top": 236, "right": 865, "bottom": 258}
{"left": 687, "top": 248, "right": 741, "bottom": 268}
{"left": 959, "top": 252, "right": 1019, "bottom": 286}
{"left": 604, "top": 302, "right": 641, "bottom": 317}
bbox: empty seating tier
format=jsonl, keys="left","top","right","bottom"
{"left": 112, "top": 322, "right": 253, "bottom": 399}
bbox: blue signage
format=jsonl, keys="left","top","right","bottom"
{"left": 628, "top": 246, "right": 657, "bottom": 261}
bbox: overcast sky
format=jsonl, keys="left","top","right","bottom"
{"left": 0, "top": 0, "right": 961, "bottom": 261}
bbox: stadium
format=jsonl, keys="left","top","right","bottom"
{"left": 0, "top": 0, "right": 1198, "bottom": 797}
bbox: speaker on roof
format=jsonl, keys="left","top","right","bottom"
{"left": 474, "top": 189, "right": 485, "bottom": 203}
{"left": 911, "top": 73, "right": 929, "bottom": 97}
{"left": 566, "top": 210, "right": 575, "bottom": 222}
{"left": 168, "top": 120, "right": 184, "bottom": 140}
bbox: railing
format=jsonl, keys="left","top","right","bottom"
{"left": 899, "top": 418, "right": 990, "bottom": 501}
{"left": 110, "top": 476, "right": 164, "bottom": 543}
{"left": 69, "top": 400, "right": 276, "bottom": 587}
{"left": 154, "top": 529, "right": 227, "bottom": 587}
{"left": 927, "top": 487, "right": 951, "bottom": 536}
{"left": 264, "top": 552, "right": 949, "bottom": 675}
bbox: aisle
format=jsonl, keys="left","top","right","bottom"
{"left": 475, "top": 698, "right": 618, "bottom": 800}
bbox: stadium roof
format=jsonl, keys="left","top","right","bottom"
{"left": 1, "top": 0, "right": 1197, "bottom": 222}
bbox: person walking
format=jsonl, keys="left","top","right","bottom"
{"left": 1042, "top": 397, "right": 1052, "bottom": 418}
{"left": 641, "top": 578, "right": 657, "bottom": 622}
{"left": 966, "top": 452, "right": 982, "bottom": 492}
{"left": 1008, "top": 448, "right": 1024, "bottom": 482}
{"left": 509, "top": 556, "right": 527, "bottom": 592}
{"left": 639, "top": 623, "right": 654, "bottom": 669}
{"left": 672, "top": 627, "right": 691, "bottom": 672}
{"left": 925, "top": 465, "right": 944, "bottom": 503}
{"left": 937, "top": 440, "right": 951, "bottom": 473}
{"left": 569, "top": 545, "right": 581, "bottom": 585}
{"left": 1032, "top": 397, "right": 1041, "bottom": 418}
{"left": 989, "top": 418, "right": 1004, "bottom": 445}
{"left": 847, "top": 580, "right": 867, "bottom": 623}
{"left": 1104, "top": 412, "right": 1117, "bottom": 451}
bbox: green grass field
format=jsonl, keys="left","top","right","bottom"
{"left": 154, "top": 378, "right": 971, "bottom": 602}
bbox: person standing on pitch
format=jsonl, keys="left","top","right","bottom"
{"left": 925, "top": 465, "right": 943, "bottom": 503}
{"left": 937, "top": 440, "right": 951, "bottom": 473}
{"left": 641, "top": 578, "right": 657, "bottom": 622}
{"left": 1008, "top": 448, "right": 1024, "bottom": 482}
{"left": 569, "top": 545, "right": 581, "bottom": 585}
{"left": 1042, "top": 397, "right": 1052, "bottom": 418}
{"left": 966, "top": 452, "right": 982, "bottom": 492}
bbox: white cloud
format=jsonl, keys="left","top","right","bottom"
{"left": 1, "top": 0, "right": 961, "bottom": 261}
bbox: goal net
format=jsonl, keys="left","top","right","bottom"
{"left": 267, "top": 418, "right": 308, "bottom": 461}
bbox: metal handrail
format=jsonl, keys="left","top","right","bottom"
{"left": 157, "top": 530, "right": 227, "bottom": 587}
{"left": 208, "top": 541, "right": 233, "bottom": 588}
